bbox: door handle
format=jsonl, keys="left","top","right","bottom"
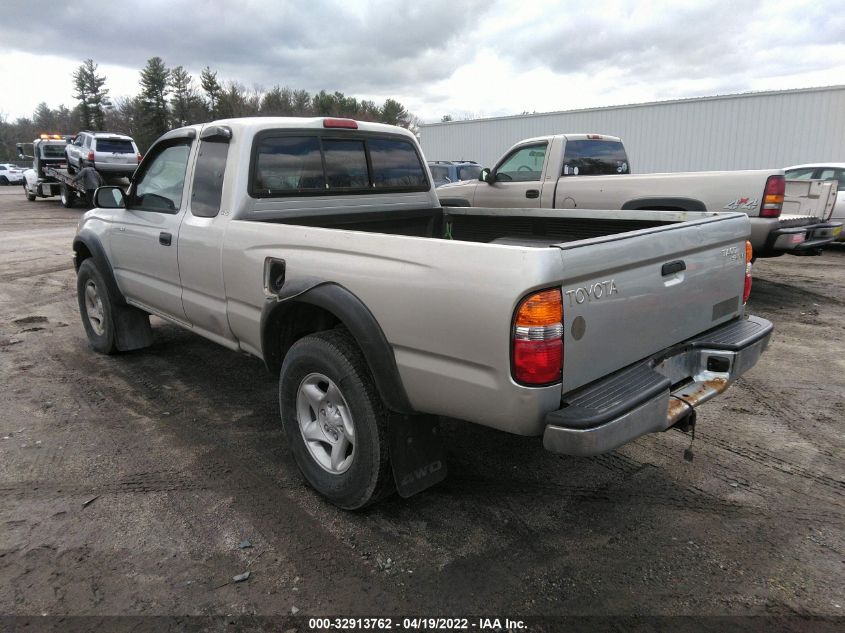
{"left": 159, "top": 232, "right": 172, "bottom": 246}
{"left": 661, "top": 260, "right": 686, "bottom": 276}
{"left": 526, "top": 189, "right": 540, "bottom": 199}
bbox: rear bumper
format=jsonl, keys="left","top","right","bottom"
{"left": 760, "top": 219, "right": 843, "bottom": 255}
{"left": 543, "top": 315, "right": 773, "bottom": 456}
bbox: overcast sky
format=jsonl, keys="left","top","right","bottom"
{"left": 1, "top": 0, "right": 843, "bottom": 124}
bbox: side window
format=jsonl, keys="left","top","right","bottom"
{"left": 323, "top": 139, "right": 368, "bottom": 189}
{"left": 457, "top": 164, "right": 481, "bottom": 181}
{"left": 190, "top": 140, "right": 229, "bottom": 218}
{"left": 785, "top": 168, "right": 816, "bottom": 180}
{"left": 429, "top": 165, "right": 450, "bottom": 182}
{"left": 495, "top": 144, "right": 547, "bottom": 182}
{"left": 254, "top": 136, "right": 324, "bottom": 193}
{"left": 84, "top": 136, "right": 92, "bottom": 149}
{"left": 818, "top": 168, "right": 845, "bottom": 192}
{"left": 131, "top": 142, "right": 191, "bottom": 212}
{"left": 368, "top": 138, "right": 427, "bottom": 188}
{"left": 562, "top": 140, "right": 629, "bottom": 176}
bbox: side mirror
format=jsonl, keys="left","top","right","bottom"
{"left": 95, "top": 186, "right": 126, "bottom": 209}
{"left": 480, "top": 167, "right": 493, "bottom": 183}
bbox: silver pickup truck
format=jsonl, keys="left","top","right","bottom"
{"left": 437, "top": 134, "right": 842, "bottom": 257}
{"left": 73, "top": 117, "right": 773, "bottom": 509}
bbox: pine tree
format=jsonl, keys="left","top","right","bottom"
{"left": 380, "top": 98, "right": 409, "bottom": 127}
{"left": 200, "top": 66, "right": 222, "bottom": 118}
{"left": 72, "top": 59, "right": 110, "bottom": 130}
{"left": 139, "top": 57, "right": 171, "bottom": 139}
{"left": 169, "top": 66, "right": 197, "bottom": 126}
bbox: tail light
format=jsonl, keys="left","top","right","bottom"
{"left": 512, "top": 288, "right": 563, "bottom": 385}
{"left": 760, "top": 175, "right": 784, "bottom": 218}
{"left": 87, "top": 151, "right": 95, "bottom": 162}
{"left": 743, "top": 241, "right": 753, "bottom": 304}
{"left": 137, "top": 153, "right": 143, "bottom": 162}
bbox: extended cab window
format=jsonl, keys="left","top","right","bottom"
{"left": 562, "top": 139, "right": 629, "bottom": 176}
{"left": 784, "top": 168, "right": 815, "bottom": 180}
{"left": 132, "top": 143, "right": 191, "bottom": 212}
{"left": 191, "top": 140, "right": 230, "bottom": 218}
{"left": 368, "top": 138, "right": 427, "bottom": 188}
{"left": 255, "top": 136, "right": 325, "bottom": 193}
{"left": 496, "top": 144, "right": 547, "bottom": 182}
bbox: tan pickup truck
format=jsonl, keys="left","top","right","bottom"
{"left": 438, "top": 134, "right": 842, "bottom": 258}
{"left": 73, "top": 118, "right": 772, "bottom": 508}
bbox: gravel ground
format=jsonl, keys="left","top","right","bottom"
{"left": 0, "top": 187, "right": 842, "bottom": 629}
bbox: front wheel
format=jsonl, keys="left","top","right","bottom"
{"left": 24, "top": 184, "right": 36, "bottom": 202}
{"left": 0, "top": 176, "right": 8, "bottom": 186}
{"left": 279, "top": 330, "right": 394, "bottom": 509}
{"left": 66, "top": 159, "right": 76, "bottom": 175}
{"left": 77, "top": 259, "right": 118, "bottom": 354}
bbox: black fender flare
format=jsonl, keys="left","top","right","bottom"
{"left": 72, "top": 230, "right": 128, "bottom": 306}
{"left": 621, "top": 197, "right": 707, "bottom": 212}
{"left": 261, "top": 281, "right": 414, "bottom": 414}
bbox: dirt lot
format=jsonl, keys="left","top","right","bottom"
{"left": 0, "top": 188, "right": 842, "bottom": 627}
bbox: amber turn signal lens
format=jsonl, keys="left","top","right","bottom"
{"left": 515, "top": 289, "right": 562, "bottom": 327}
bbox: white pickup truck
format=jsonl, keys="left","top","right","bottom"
{"left": 73, "top": 117, "right": 772, "bottom": 509}
{"left": 437, "top": 134, "right": 842, "bottom": 258}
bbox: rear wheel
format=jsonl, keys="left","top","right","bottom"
{"left": 60, "top": 184, "right": 76, "bottom": 208}
{"left": 279, "top": 329, "right": 394, "bottom": 509}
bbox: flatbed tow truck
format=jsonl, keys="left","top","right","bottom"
{"left": 16, "top": 134, "right": 126, "bottom": 208}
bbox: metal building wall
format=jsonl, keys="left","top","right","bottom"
{"left": 419, "top": 86, "right": 845, "bottom": 173}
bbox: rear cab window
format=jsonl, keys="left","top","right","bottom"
{"left": 250, "top": 131, "right": 429, "bottom": 197}
{"left": 561, "top": 139, "right": 629, "bottom": 176}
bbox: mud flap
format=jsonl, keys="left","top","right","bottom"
{"left": 389, "top": 413, "right": 447, "bottom": 498}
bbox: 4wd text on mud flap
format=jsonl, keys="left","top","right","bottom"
{"left": 400, "top": 460, "right": 444, "bottom": 488}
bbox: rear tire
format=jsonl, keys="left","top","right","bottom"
{"left": 279, "top": 329, "right": 394, "bottom": 509}
{"left": 60, "top": 184, "right": 76, "bottom": 208}
{"left": 77, "top": 259, "right": 118, "bottom": 354}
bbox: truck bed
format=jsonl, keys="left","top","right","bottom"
{"left": 257, "top": 205, "right": 698, "bottom": 246}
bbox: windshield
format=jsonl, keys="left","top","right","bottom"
{"left": 456, "top": 164, "right": 481, "bottom": 181}
{"left": 40, "top": 143, "right": 66, "bottom": 159}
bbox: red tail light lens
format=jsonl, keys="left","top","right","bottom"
{"left": 760, "top": 175, "right": 784, "bottom": 218}
{"left": 137, "top": 153, "right": 143, "bottom": 162}
{"left": 87, "top": 151, "right": 95, "bottom": 162}
{"left": 512, "top": 289, "right": 563, "bottom": 385}
{"left": 743, "top": 241, "right": 753, "bottom": 304}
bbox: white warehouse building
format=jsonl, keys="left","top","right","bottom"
{"left": 419, "top": 85, "right": 845, "bottom": 173}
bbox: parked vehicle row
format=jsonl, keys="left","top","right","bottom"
{"left": 436, "top": 134, "right": 842, "bottom": 258}
{"left": 72, "top": 117, "right": 772, "bottom": 509}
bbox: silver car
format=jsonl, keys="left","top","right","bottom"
{"left": 66, "top": 131, "right": 141, "bottom": 178}
{"left": 0, "top": 163, "right": 24, "bottom": 185}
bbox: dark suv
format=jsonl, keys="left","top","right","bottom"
{"left": 427, "top": 160, "right": 482, "bottom": 188}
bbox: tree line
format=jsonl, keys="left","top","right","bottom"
{"left": 0, "top": 57, "right": 416, "bottom": 160}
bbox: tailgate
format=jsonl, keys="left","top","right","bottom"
{"left": 784, "top": 179, "right": 836, "bottom": 220}
{"left": 556, "top": 213, "right": 749, "bottom": 393}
